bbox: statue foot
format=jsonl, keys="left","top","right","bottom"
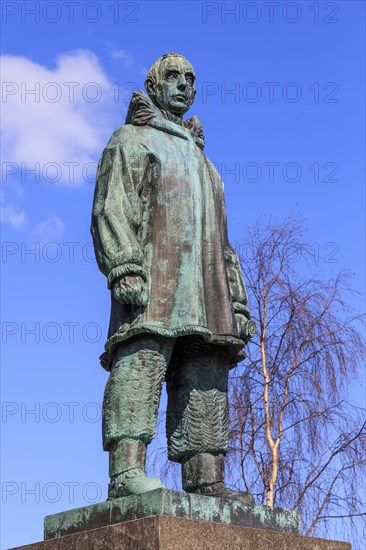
{"left": 191, "top": 481, "right": 254, "bottom": 504}
{"left": 182, "top": 453, "right": 254, "bottom": 505}
{"left": 108, "top": 467, "right": 165, "bottom": 499}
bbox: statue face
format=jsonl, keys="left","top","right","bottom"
{"left": 148, "top": 56, "right": 196, "bottom": 116}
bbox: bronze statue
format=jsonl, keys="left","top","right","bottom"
{"left": 91, "top": 53, "right": 255, "bottom": 502}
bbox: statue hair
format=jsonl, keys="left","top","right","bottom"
{"left": 145, "top": 53, "right": 189, "bottom": 89}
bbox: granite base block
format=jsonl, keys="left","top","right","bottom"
{"left": 43, "top": 488, "right": 300, "bottom": 539}
{"left": 9, "top": 516, "right": 351, "bottom": 550}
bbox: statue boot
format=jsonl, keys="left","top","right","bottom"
{"left": 108, "top": 438, "right": 164, "bottom": 499}
{"left": 182, "top": 452, "right": 254, "bottom": 504}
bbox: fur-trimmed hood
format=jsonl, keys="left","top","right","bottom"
{"left": 125, "top": 91, "right": 205, "bottom": 150}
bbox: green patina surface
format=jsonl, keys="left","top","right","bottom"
{"left": 44, "top": 489, "right": 300, "bottom": 540}
{"left": 91, "top": 52, "right": 258, "bottom": 502}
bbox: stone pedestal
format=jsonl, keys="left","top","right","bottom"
{"left": 43, "top": 489, "right": 300, "bottom": 539}
{"left": 9, "top": 515, "right": 351, "bottom": 550}
{"left": 8, "top": 490, "right": 351, "bottom": 550}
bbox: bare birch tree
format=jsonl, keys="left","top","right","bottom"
{"left": 227, "top": 217, "right": 366, "bottom": 547}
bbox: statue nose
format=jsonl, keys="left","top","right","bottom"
{"left": 177, "top": 75, "right": 186, "bottom": 91}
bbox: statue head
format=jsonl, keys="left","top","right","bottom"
{"left": 145, "top": 53, "right": 196, "bottom": 117}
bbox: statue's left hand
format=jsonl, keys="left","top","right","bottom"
{"left": 113, "top": 275, "right": 148, "bottom": 307}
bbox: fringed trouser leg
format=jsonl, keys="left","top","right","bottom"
{"left": 166, "top": 341, "right": 231, "bottom": 463}
{"left": 102, "top": 336, "right": 175, "bottom": 451}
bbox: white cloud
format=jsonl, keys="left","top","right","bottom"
{"left": 108, "top": 46, "right": 134, "bottom": 67}
{"left": 1, "top": 202, "right": 27, "bottom": 228}
{"left": 34, "top": 216, "right": 65, "bottom": 241}
{"left": 1, "top": 50, "right": 126, "bottom": 186}
{"left": 105, "top": 41, "right": 147, "bottom": 77}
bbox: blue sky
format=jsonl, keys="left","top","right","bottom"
{"left": 1, "top": 1, "right": 365, "bottom": 548}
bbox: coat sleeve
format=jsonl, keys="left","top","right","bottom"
{"left": 209, "top": 160, "right": 250, "bottom": 317}
{"left": 91, "top": 129, "right": 149, "bottom": 289}
{"left": 224, "top": 238, "right": 250, "bottom": 315}
{"left": 221, "top": 198, "right": 250, "bottom": 315}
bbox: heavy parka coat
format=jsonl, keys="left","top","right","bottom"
{"left": 91, "top": 92, "right": 249, "bottom": 369}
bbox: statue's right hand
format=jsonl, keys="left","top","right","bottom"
{"left": 113, "top": 275, "right": 148, "bottom": 307}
